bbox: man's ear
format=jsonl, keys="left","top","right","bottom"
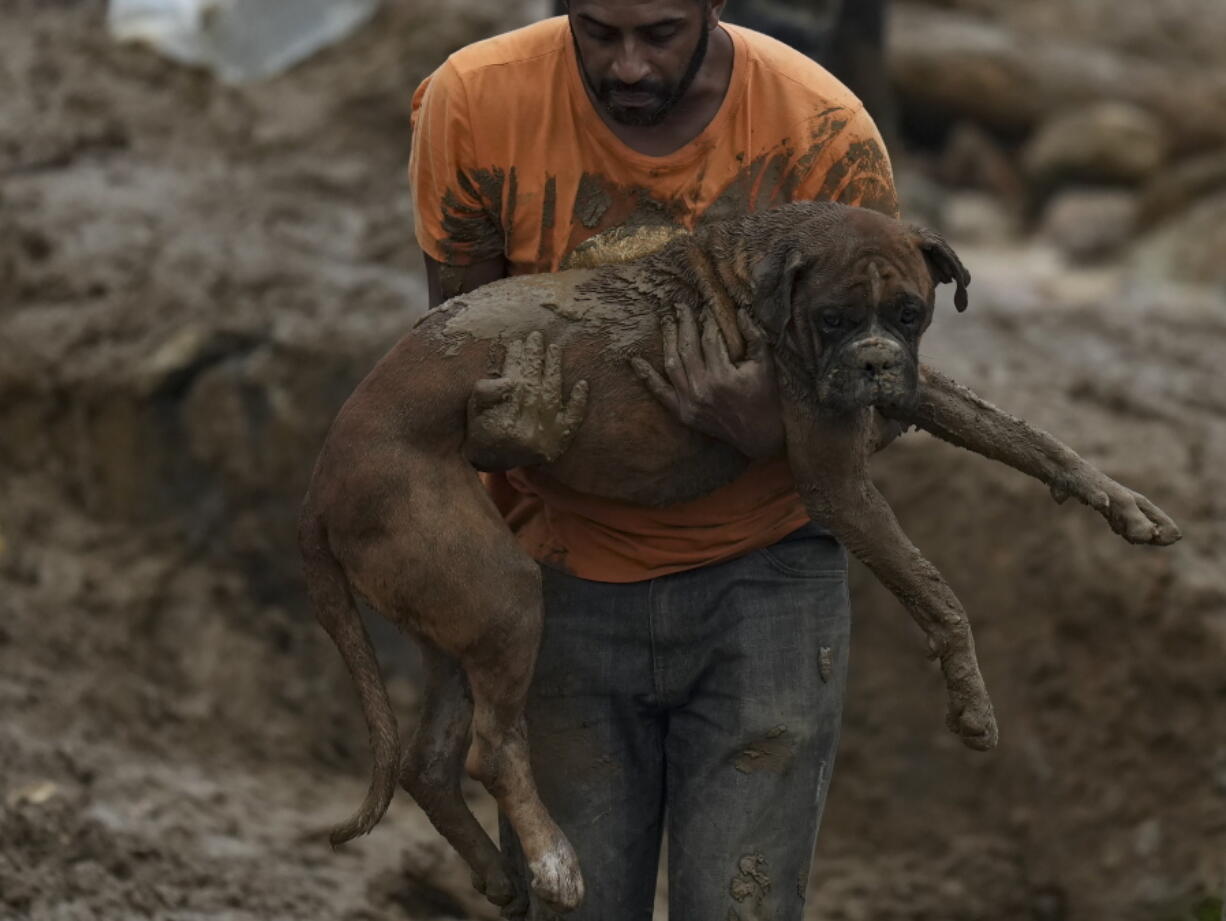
{"left": 913, "top": 226, "right": 971, "bottom": 312}
{"left": 707, "top": 0, "right": 727, "bottom": 30}
{"left": 751, "top": 247, "right": 806, "bottom": 344}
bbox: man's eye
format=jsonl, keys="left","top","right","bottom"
{"left": 585, "top": 25, "right": 616, "bottom": 43}
{"left": 644, "top": 27, "right": 679, "bottom": 45}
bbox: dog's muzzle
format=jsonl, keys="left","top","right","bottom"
{"left": 819, "top": 337, "right": 918, "bottom": 411}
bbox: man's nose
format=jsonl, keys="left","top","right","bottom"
{"left": 611, "top": 40, "right": 651, "bottom": 85}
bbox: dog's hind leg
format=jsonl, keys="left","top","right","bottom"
{"left": 783, "top": 402, "right": 999, "bottom": 751}
{"left": 376, "top": 463, "right": 583, "bottom": 915}
{"left": 401, "top": 641, "right": 523, "bottom": 913}
{"left": 459, "top": 583, "right": 585, "bottom": 915}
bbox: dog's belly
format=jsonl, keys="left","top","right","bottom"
{"left": 541, "top": 405, "right": 750, "bottom": 507}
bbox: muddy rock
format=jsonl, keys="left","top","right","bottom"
{"left": 943, "top": 190, "right": 1018, "bottom": 245}
{"left": 1130, "top": 188, "right": 1226, "bottom": 288}
{"left": 920, "top": 0, "right": 1226, "bottom": 72}
{"left": 1039, "top": 188, "right": 1139, "bottom": 264}
{"left": 1022, "top": 102, "right": 1169, "bottom": 189}
{"left": 938, "top": 121, "right": 1028, "bottom": 215}
{"left": 894, "top": 163, "right": 946, "bottom": 230}
{"left": 1137, "top": 147, "right": 1226, "bottom": 229}
{"left": 889, "top": 4, "right": 1226, "bottom": 155}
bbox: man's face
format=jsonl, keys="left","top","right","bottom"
{"left": 567, "top": 0, "right": 716, "bottom": 127}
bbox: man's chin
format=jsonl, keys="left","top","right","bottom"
{"left": 603, "top": 102, "right": 669, "bottom": 127}
{"left": 600, "top": 104, "right": 662, "bottom": 126}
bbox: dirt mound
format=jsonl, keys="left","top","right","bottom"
{"left": 1, "top": 3, "right": 1223, "bottom": 921}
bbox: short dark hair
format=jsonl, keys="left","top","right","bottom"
{"left": 560, "top": 0, "right": 709, "bottom": 9}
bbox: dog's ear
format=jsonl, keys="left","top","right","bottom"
{"left": 913, "top": 226, "right": 971, "bottom": 312}
{"left": 751, "top": 247, "right": 807, "bottom": 344}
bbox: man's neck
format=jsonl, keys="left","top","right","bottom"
{"left": 581, "top": 26, "right": 734, "bottom": 158}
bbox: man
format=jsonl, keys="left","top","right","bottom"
{"left": 408, "top": 1, "right": 894, "bottom": 917}
{"left": 553, "top": 0, "right": 898, "bottom": 147}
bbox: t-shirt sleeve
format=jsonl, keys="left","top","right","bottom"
{"left": 803, "top": 105, "right": 900, "bottom": 218}
{"left": 409, "top": 61, "right": 504, "bottom": 266}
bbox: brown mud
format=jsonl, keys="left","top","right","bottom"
{"left": 1, "top": 2, "right": 1224, "bottom": 921}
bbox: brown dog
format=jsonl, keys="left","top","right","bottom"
{"left": 299, "top": 201, "right": 1179, "bottom": 915}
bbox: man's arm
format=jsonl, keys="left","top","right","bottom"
{"left": 411, "top": 61, "right": 512, "bottom": 308}
{"left": 424, "top": 253, "right": 508, "bottom": 309}
{"left": 410, "top": 60, "right": 588, "bottom": 468}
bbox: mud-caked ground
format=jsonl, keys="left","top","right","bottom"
{"left": 1, "top": 2, "right": 1224, "bottom": 920}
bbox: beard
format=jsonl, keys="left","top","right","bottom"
{"left": 575, "top": 24, "right": 709, "bottom": 127}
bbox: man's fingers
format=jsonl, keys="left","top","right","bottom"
{"left": 470, "top": 377, "right": 517, "bottom": 410}
{"left": 660, "top": 313, "right": 689, "bottom": 391}
{"left": 523, "top": 330, "right": 545, "bottom": 381}
{"left": 674, "top": 302, "right": 704, "bottom": 380}
{"left": 631, "top": 357, "right": 681, "bottom": 416}
{"left": 543, "top": 342, "right": 563, "bottom": 406}
{"left": 560, "top": 379, "right": 590, "bottom": 434}
{"left": 502, "top": 338, "right": 526, "bottom": 377}
{"left": 702, "top": 311, "right": 733, "bottom": 368}
{"left": 737, "top": 308, "right": 769, "bottom": 362}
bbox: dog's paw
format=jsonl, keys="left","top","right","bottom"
{"left": 473, "top": 865, "right": 521, "bottom": 912}
{"left": 528, "top": 837, "right": 585, "bottom": 914}
{"left": 1090, "top": 483, "right": 1182, "bottom": 546}
{"left": 491, "top": 875, "right": 530, "bottom": 920}
{"left": 945, "top": 679, "right": 999, "bottom": 751}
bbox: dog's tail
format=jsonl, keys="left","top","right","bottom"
{"left": 299, "top": 508, "right": 399, "bottom": 848}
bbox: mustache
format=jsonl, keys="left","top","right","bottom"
{"left": 596, "top": 78, "right": 670, "bottom": 99}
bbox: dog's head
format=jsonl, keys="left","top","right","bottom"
{"left": 749, "top": 202, "right": 969, "bottom": 414}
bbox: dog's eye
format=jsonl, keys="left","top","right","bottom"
{"left": 821, "top": 311, "right": 843, "bottom": 331}
{"left": 898, "top": 306, "right": 920, "bottom": 325}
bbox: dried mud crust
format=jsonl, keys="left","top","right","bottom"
{"left": 1, "top": 2, "right": 1225, "bottom": 921}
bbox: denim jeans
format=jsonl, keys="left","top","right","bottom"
{"left": 501, "top": 523, "right": 852, "bottom": 920}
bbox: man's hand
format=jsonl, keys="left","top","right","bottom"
{"left": 464, "top": 331, "right": 589, "bottom": 471}
{"left": 630, "top": 304, "right": 785, "bottom": 459}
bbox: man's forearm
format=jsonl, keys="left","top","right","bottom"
{"left": 424, "top": 253, "right": 509, "bottom": 308}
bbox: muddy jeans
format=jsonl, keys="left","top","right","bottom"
{"left": 501, "top": 522, "right": 851, "bottom": 920}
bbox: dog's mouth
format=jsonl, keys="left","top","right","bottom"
{"left": 812, "top": 337, "right": 919, "bottom": 412}
{"left": 817, "top": 369, "right": 918, "bottom": 413}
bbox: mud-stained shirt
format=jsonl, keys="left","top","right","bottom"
{"left": 409, "top": 17, "right": 897, "bottom": 583}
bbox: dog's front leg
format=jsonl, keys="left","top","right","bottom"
{"left": 888, "top": 366, "right": 1181, "bottom": 545}
{"left": 783, "top": 402, "right": 998, "bottom": 751}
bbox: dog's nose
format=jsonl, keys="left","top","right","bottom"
{"left": 856, "top": 339, "right": 900, "bottom": 376}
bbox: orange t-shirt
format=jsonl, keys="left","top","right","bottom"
{"left": 409, "top": 17, "right": 897, "bottom": 583}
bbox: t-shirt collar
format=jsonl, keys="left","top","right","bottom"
{"left": 562, "top": 21, "right": 746, "bottom": 172}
